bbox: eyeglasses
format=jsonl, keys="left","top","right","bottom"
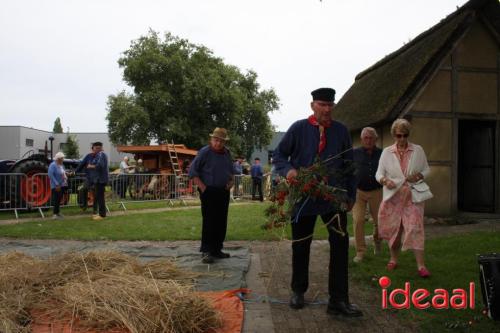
{"left": 395, "top": 134, "right": 409, "bottom": 138}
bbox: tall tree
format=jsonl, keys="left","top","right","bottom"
{"left": 106, "top": 31, "right": 279, "bottom": 158}
{"left": 53, "top": 117, "right": 63, "bottom": 133}
{"left": 63, "top": 134, "right": 80, "bottom": 159}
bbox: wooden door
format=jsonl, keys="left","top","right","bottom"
{"left": 458, "top": 120, "right": 496, "bottom": 212}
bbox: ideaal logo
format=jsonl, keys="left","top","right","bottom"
{"left": 379, "top": 276, "right": 475, "bottom": 310}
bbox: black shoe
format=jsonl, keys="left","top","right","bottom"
{"left": 327, "top": 301, "right": 363, "bottom": 317}
{"left": 201, "top": 252, "right": 214, "bottom": 264}
{"left": 289, "top": 292, "right": 305, "bottom": 309}
{"left": 211, "top": 251, "right": 230, "bottom": 259}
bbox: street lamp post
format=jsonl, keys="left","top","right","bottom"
{"left": 48, "top": 135, "right": 54, "bottom": 160}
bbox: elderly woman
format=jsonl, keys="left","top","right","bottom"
{"left": 48, "top": 152, "right": 68, "bottom": 219}
{"left": 375, "top": 119, "right": 431, "bottom": 277}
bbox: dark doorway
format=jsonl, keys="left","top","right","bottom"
{"left": 458, "top": 120, "right": 496, "bottom": 212}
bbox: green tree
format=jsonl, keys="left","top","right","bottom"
{"left": 106, "top": 31, "right": 279, "bottom": 158}
{"left": 63, "top": 134, "right": 80, "bottom": 159}
{"left": 53, "top": 117, "right": 63, "bottom": 133}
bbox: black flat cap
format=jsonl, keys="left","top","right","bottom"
{"left": 311, "top": 88, "right": 336, "bottom": 102}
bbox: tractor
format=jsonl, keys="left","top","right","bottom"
{"left": 0, "top": 152, "right": 81, "bottom": 210}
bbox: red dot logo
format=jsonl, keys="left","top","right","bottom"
{"left": 379, "top": 276, "right": 391, "bottom": 288}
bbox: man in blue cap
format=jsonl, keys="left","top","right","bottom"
{"left": 273, "top": 87, "right": 363, "bottom": 317}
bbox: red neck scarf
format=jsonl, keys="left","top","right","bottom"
{"left": 209, "top": 145, "right": 226, "bottom": 155}
{"left": 308, "top": 115, "right": 331, "bottom": 153}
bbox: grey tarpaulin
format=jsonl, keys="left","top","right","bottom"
{"left": 0, "top": 239, "right": 249, "bottom": 291}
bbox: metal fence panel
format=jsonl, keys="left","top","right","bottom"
{"left": 108, "top": 173, "right": 199, "bottom": 205}
{"left": 0, "top": 171, "right": 246, "bottom": 217}
{"left": 0, "top": 173, "right": 28, "bottom": 213}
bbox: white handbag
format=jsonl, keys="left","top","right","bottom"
{"left": 411, "top": 181, "right": 433, "bottom": 203}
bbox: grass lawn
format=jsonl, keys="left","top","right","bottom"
{"left": 0, "top": 202, "right": 368, "bottom": 241}
{"left": 348, "top": 231, "right": 500, "bottom": 332}
{"left": 0, "top": 199, "right": 202, "bottom": 221}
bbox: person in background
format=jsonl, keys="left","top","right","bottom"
{"left": 242, "top": 160, "right": 250, "bottom": 175}
{"left": 352, "top": 127, "right": 383, "bottom": 263}
{"left": 87, "top": 142, "right": 108, "bottom": 221}
{"left": 182, "top": 159, "right": 191, "bottom": 174}
{"left": 376, "top": 119, "right": 431, "bottom": 278}
{"left": 75, "top": 144, "right": 98, "bottom": 215}
{"left": 118, "top": 156, "right": 133, "bottom": 198}
{"left": 233, "top": 158, "right": 243, "bottom": 175}
{"left": 251, "top": 157, "right": 264, "bottom": 201}
{"left": 273, "top": 87, "right": 362, "bottom": 317}
{"left": 233, "top": 158, "right": 243, "bottom": 197}
{"left": 48, "top": 152, "right": 68, "bottom": 219}
{"left": 189, "top": 128, "right": 235, "bottom": 264}
{"left": 135, "top": 158, "right": 145, "bottom": 173}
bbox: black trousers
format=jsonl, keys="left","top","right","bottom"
{"left": 291, "top": 211, "right": 349, "bottom": 302}
{"left": 51, "top": 188, "right": 64, "bottom": 215}
{"left": 94, "top": 183, "right": 106, "bottom": 217}
{"left": 252, "top": 178, "right": 263, "bottom": 201}
{"left": 200, "top": 186, "right": 230, "bottom": 253}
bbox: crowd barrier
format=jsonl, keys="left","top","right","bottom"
{"left": 0, "top": 173, "right": 274, "bottom": 218}
{"left": 0, "top": 173, "right": 28, "bottom": 218}
{"left": 232, "top": 175, "right": 272, "bottom": 200}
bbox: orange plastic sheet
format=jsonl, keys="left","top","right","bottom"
{"left": 30, "top": 289, "right": 248, "bottom": 333}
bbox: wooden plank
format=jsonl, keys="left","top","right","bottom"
{"left": 451, "top": 50, "right": 458, "bottom": 214}
{"left": 456, "top": 66, "right": 498, "bottom": 73}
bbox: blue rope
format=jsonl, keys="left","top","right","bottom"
{"left": 292, "top": 196, "right": 310, "bottom": 224}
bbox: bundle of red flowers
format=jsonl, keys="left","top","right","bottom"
{"left": 264, "top": 158, "right": 352, "bottom": 230}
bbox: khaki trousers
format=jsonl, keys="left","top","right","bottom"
{"left": 352, "top": 188, "right": 382, "bottom": 256}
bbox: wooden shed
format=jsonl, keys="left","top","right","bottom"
{"left": 116, "top": 144, "right": 197, "bottom": 174}
{"left": 334, "top": 0, "right": 500, "bottom": 216}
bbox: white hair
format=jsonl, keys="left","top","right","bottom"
{"left": 360, "top": 127, "right": 378, "bottom": 138}
{"left": 54, "top": 152, "right": 65, "bottom": 160}
{"left": 391, "top": 119, "right": 412, "bottom": 136}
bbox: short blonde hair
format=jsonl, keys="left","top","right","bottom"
{"left": 360, "top": 127, "right": 378, "bottom": 139}
{"left": 391, "top": 119, "right": 412, "bottom": 137}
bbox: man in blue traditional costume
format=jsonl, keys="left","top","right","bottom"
{"left": 273, "top": 87, "right": 363, "bottom": 317}
{"left": 189, "top": 128, "right": 235, "bottom": 264}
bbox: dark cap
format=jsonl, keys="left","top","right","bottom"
{"left": 92, "top": 141, "right": 103, "bottom": 147}
{"left": 311, "top": 88, "right": 336, "bottom": 102}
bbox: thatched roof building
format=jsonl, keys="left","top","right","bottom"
{"left": 335, "top": 0, "right": 500, "bottom": 216}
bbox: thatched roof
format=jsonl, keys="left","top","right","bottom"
{"left": 334, "top": 0, "right": 500, "bottom": 131}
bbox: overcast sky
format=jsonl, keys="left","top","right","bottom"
{"left": 0, "top": 0, "right": 468, "bottom": 133}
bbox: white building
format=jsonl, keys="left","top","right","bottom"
{"left": 0, "top": 126, "right": 128, "bottom": 166}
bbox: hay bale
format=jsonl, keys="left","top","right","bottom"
{"left": 0, "top": 251, "right": 221, "bottom": 333}
{"left": 50, "top": 276, "right": 220, "bottom": 333}
{"left": 0, "top": 252, "right": 43, "bottom": 333}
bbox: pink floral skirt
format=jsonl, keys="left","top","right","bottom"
{"left": 378, "top": 185, "right": 425, "bottom": 251}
